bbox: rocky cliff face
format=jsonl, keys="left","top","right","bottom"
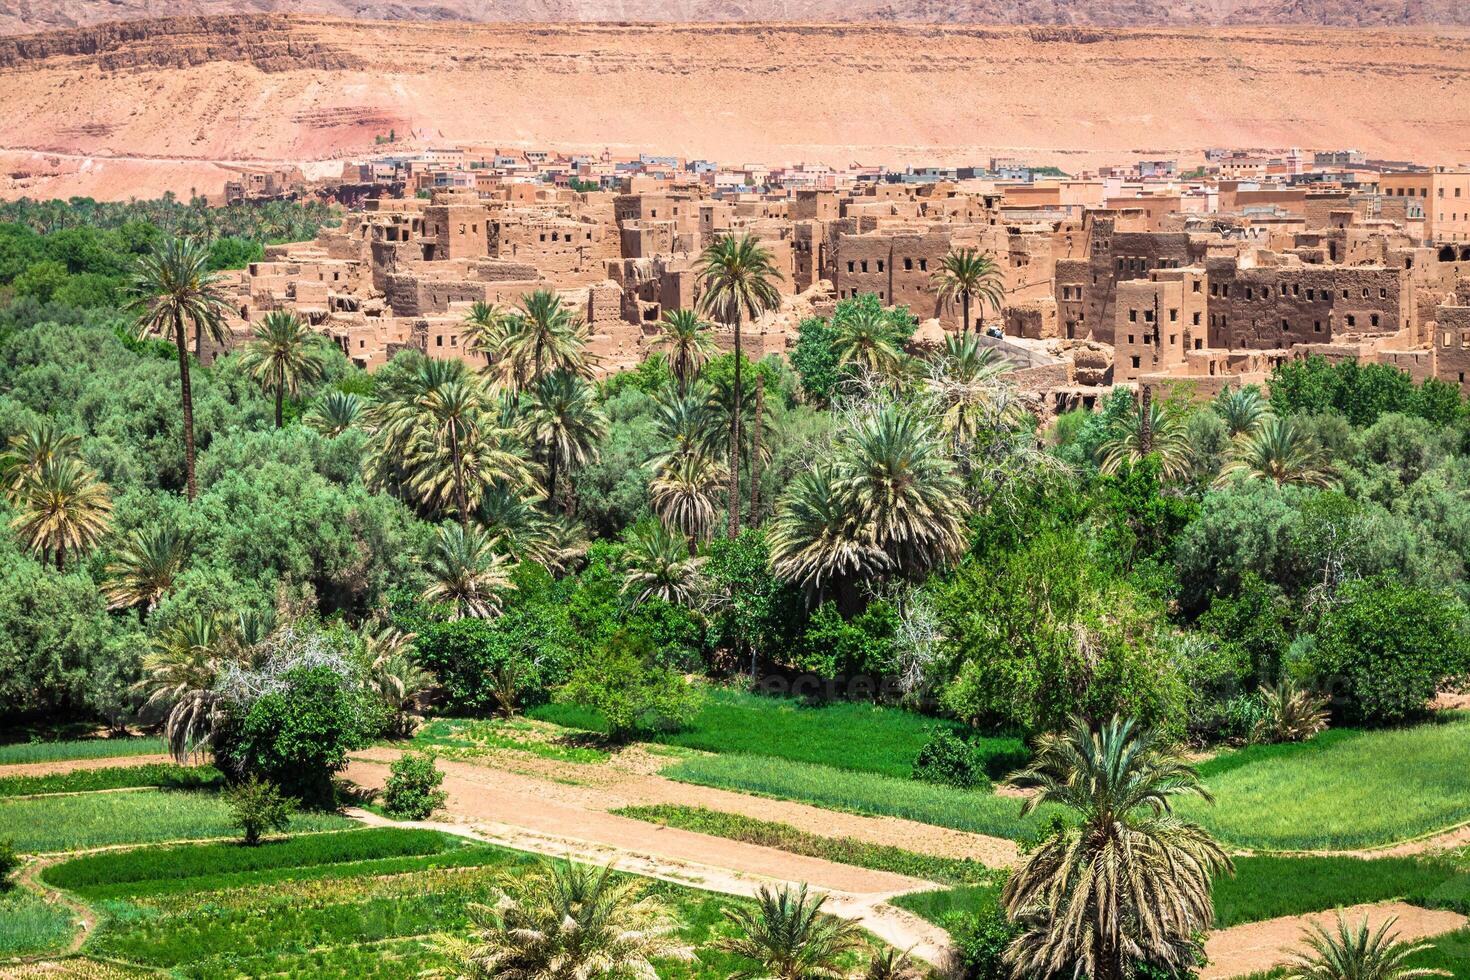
{"left": 0, "top": 14, "right": 363, "bottom": 68}
{"left": 2, "top": 0, "right": 1468, "bottom": 35}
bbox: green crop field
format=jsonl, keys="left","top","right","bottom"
{"left": 0, "top": 737, "right": 167, "bottom": 765}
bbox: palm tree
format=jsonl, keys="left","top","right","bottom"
{"left": 718, "top": 883, "right": 863, "bottom": 980}
{"left": 127, "top": 237, "right": 233, "bottom": 501}
{"left": 238, "top": 310, "right": 328, "bottom": 429}
{"left": 1283, "top": 913, "right": 1449, "bottom": 980}
{"left": 463, "top": 300, "right": 508, "bottom": 370}
{"left": 695, "top": 233, "right": 783, "bottom": 538}
{"left": 931, "top": 246, "right": 1005, "bottom": 336}
{"left": 650, "top": 451, "right": 726, "bottom": 550}
{"left": 865, "top": 948, "right": 922, "bottom": 980}
{"left": 835, "top": 403, "right": 968, "bottom": 578}
{"left": 306, "top": 390, "right": 364, "bottom": 437}
{"left": 654, "top": 308, "right": 720, "bottom": 393}
{"left": 1253, "top": 679, "right": 1330, "bottom": 745}
{"left": 136, "top": 614, "right": 237, "bottom": 763}
{"left": 476, "top": 482, "right": 586, "bottom": 574}
{"left": 1218, "top": 415, "right": 1337, "bottom": 488}
{"left": 650, "top": 387, "right": 721, "bottom": 472}
{"left": 1099, "top": 396, "right": 1191, "bottom": 482}
{"left": 1214, "top": 385, "right": 1271, "bottom": 438}
{"left": 0, "top": 419, "right": 82, "bottom": 505}
{"left": 10, "top": 456, "right": 112, "bottom": 570}
{"left": 833, "top": 301, "right": 905, "bottom": 378}
{"left": 421, "top": 523, "right": 513, "bottom": 619}
{"left": 105, "top": 525, "right": 191, "bottom": 615}
{"left": 363, "top": 627, "right": 431, "bottom": 738}
{"left": 620, "top": 519, "right": 706, "bottom": 608}
{"left": 461, "top": 859, "right": 693, "bottom": 979}
{"left": 1003, "top": 716, "right": 1233, "bottom": 980}
{"left": 924, "top": 332, "right": 1017, "bottom": 458}
{"left": 502, "top": 289, "right": 592, "bottom": 389}
{"left": 767, "top": 463, "right": 892, "bottom": 606}
{"left": 517, "top": 369, "right": 608, "bottom": 512}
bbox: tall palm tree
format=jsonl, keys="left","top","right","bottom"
{"left": 10, "top": 456, "right": 112, "bottom": 570}
{"left": 1003, "top": 716, "right": 1233, "bottom": 980}
{"left": 363, "top": 626, "right": 431, "bottom": 738}
{"left": 718, "top": 883, "right": 863, "bottom": 980}
{"left": 620, "top": 519, "right": 706, "bottom": 608}
{"left": 503, "top": 289, "right": 591, "bottom": 389}
{"left": 136, "top": 614, "right": 237, "bottom": 763}
{"left": 650, "top": 452, "right": 726, "bottom": 550}
{"left": 462, "top": 300, "right": 508, "bottom": 371}
{"left": 461, "top": 859, "right": 693, "bottom": 979}
{"left": 0, "top": 420, "right": 82, "bottom": 505}
{"left": 1214, "top": 385, "right": 1271, "bottom": 438}
{"left": 239, "top": 310, "right": 328, "bottom": 428}
{"left": 768, "top": 463, "right": 892, "bottom": 605}
{"left": 650, "top": 387, "right": 721, "bottom": 472}
{"left": 695, "top": 233, "right": 783, "bottom": 538}
{"left": 1218, "top": 415, "right": 1336, "bottom": 488}
{"left": 1283, "top": 913, "right": 1449, "bottom": 980}
{"left": 931, "top": 246, "right": 1005, "bottom": 336}
{"left": 1099, "top": 397, "right": 1191, "bottom": 482}
{"left": 306, "top": 390, "right": 364, "bottom": 437}
{"left": 653, "top": 308, "right": 720, "bottom": 393}
{"left": 421, "top": 523, "right": 513, "bottom": 619}
{"left": 833, "top": 301, "right": 905, "bottom": 378}
{"left": 105, "top": 525, "right": 191, "bottom": 615}
{"left": 517, "top": 369, "right": 608, "bottom": 513}
{"left": 127, "top": 237, "right": 233, "bottom": 501}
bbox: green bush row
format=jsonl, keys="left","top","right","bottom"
{"left": 0, "top": 763, "right": 222, "bottom": 798}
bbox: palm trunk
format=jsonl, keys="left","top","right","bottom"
{"left": 175, "top": 310, "right": 198, "bottom": 502}
{"left": 451, "top": 434, "right": 468, "bottom": 530}
{"left": 55, "top": 543, "right": 65, "bottom": 572}
{"left": 546, "top": 452, "right": 560, "bottom": 514}
{"left": 728, "top": 310, "right": 742, "bottom": 539}
{"left": 750, "top": 381, "right": 764, "bottom": 522}
{"left": 961, "top": 291, "right": 971, "bottom": 336}
{"left": 274, "top": 377, "right": 285, "bottom": 429}
{"left": 1139, "top": 383, "right": 1153, "bottom": 456}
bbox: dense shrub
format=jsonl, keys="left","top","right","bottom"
{"left": 789, "top": 601, "right": 898, "bottom": 679}
{"left": 0, "top": 838, "right": 19, "bottom": 889}
{"left": 943, "top": 889, "right": 1018, "bottom": 980}
{"left": 226, "top": 776, "right": 296, "bottom": 846}
{"left": 1307, "top": 575, "right": 1470, "bottom": 725}
{"left": 382, "top": 751, "right": 447, "bottom": 820}
{"left": 555, "top": 631, "right": 704, "bottom": 740}
{"left": 912, "top": 729, "right": 991, "bottom": 791}
{"left": 219, "top": 663, "right": 377, "bottom": 807}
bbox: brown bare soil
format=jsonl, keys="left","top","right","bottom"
{"left": 0, "top": 754, "right": 171, "bottom": 778}
{"left": 350, "top": 744, "right": 1021, "bottom": 866}
{"left": 1201, "top": 902, "right": 1469, "bottom": 979}
{"left": 1, "top": 16, "right": 1468, "bottom": 200}
{"left": 4, "top": 0, "right": 1469, "bottom": 36}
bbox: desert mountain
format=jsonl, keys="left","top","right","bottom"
{"left": 2, "top": 0, "right": 1469, "bottom": 34}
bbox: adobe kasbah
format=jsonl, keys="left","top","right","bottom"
{"left": 221, "top": 148, "right": 1470, "bottom": 410}
{"left": 5, "top": 4, "right": 1470, "bottom": 980}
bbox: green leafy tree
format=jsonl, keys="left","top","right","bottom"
{"left": 382, "top": 749, "right": 447, "bottom": 819}
{"left": 1309, "top": 575, "right": 1470, "bottom": 725}
{"left": 555, "top": 630, "right": 704, "bottom": 740}
{"left": 225, "top": 775, "right": 296, "bottom": 845}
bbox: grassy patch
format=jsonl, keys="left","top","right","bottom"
{"left": 890, "top": 884, "right": 1001, "bottom": 927}
{"left": 615, "top": 804, "right": 997, "bottom": 885}
{"left": 1184, "top": 716, "right": 1470, "bottom": 850}
{"left": 662, "top": 752, "right": 1043, "bottom": 840}
{"left": 1214, "top": 855, "right": 1470, "bottom": 928}
{"left": 73, "top": 835, "right": 869, "bottom": 978}
{"left": 0, "top": 763, "right": 222, "bottom": 798}
{"left": 45, "top": 828, "right": 460, "bottom": 893}
{"left": 0, "top": 789, "right": 350, "bottom": 853}
{"left": 406, "top": 718, "right": 608, "bottom": 764}
{"left": 0, "top": 888, "right": 76, "bottom": 956}
{"left": 0, "top": 737, "right": 166, "bottom": 765}
{"left": 531, "top": 687, "right": 1020, "bottom": 779}
{"left": 1196, "top": 728, "right": 1365, "bottom": 779}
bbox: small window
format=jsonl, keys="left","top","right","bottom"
{"left": 919, "top": 259, "right": 928, "bottom": 272}
{"left": 847, "top": 261, "right": 855, "bottom": 273}
{"left": 1347, "top": 315, "right": 1357, "bottom": 328}
{"left": 1131, "top": 355, "right": 1141, "bottom": 369}
{"left": 861, "top": 260, "right": 869, "bottom": 273}
{"left": 877, "top": 260, "right": 885, "bottom": 272}
{"left": 1192, "top": 280, "right": 1201, "bottom": 293}
{"left": 904, "top": 257, "right": 913, "bottom": 271}
{"left": 1169, "top": 309, "right": 1178, "bottom": 322}
{"left": 1371, "top": 314, "right": 1380, "bottom": 328}
{"left": 1129, "top": 310, "right": 1138, "bottom": 322}
{"left": 436, "top": 336, "right": 443, "bottom": 347}
{"left": 1192, "top": 312, "right": 1201, "bottom": 326}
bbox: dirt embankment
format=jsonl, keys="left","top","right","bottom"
{"left": 0, "top": 16, "right": 1468, "bottom": 200}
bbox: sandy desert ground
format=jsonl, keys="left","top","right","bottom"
{"left": 1, "top": 16, "right": 1469, "bottom": 199}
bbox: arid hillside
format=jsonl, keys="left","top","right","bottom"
{"left": 1, "top": 16, "right": 1468, "bottom": 199}
{"left": 2, "top": 0, "right": 1469, "bottom": 34}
